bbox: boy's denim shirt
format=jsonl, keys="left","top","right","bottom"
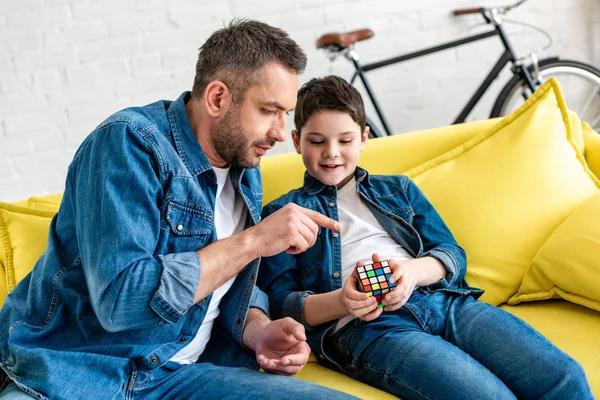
{"left": 0, "top": 92, "right": 269, "bottom": 399}
{"left": 259, "top": 167, "right": 483, "bottom": 364}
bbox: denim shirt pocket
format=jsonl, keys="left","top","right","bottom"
{"left": 160, "top": 199, "right": 214, "bottom": 254}
{"left": 392, "top": 206, "right": 415, "bottom": 225}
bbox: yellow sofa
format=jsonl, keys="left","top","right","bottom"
{"left": 1, "top": 79, "right": 599, "bottom": 398}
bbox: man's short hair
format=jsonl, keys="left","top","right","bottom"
{"left": 294, "top": 75, "right": 366, "bottom": 134}
{"left": 192, "top": 19, "right": 307, "bottom": 103}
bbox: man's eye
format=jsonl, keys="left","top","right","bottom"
{"left": 262, "top": 109, "right": 276, "bottom": 115}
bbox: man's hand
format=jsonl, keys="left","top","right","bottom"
{"left": 249, "top": 204, "right": 342, "bottom": 257}
{"left": 255, "top": 317, "right": 311, "bottom": 376}
{"left": 342, "top": 262, "right": 382, "bottom": 321}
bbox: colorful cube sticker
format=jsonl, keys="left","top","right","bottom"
{"left": 355, "top": 260, "right": 396, "bottom": 307}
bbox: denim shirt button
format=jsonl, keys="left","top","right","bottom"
{"left": 333, "top": 272, "right": 340, "bottom": 278}
{"left": 150, "top": 357, "right": 158, "bottom": 364}
{"left": 199, "top": 298, "right": 206, "bottom": 305}
{"left": 179, "top": 337, "right": 187, "bottom": 343}
{"left": 328, "top": 186, "right": 334, "bottom": 191}
{"left": 176, "top": 224, "right": 183, "bottom": 232}
{"left": 328, "top": 202, "right": 335, "bottom": 207}
{"left": 332, "top": 232, "right": 339, "bottom": 238}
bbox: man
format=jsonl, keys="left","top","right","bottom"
{"left": 0, "top": 20, "right": 354, "bottom": 399}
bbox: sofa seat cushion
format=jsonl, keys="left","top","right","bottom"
{"left": 404, "top": 78, "right": 600, "bottom": 305}
{"left": 293, "top": 362, "right": 396, "bottom": 399}
{"left": 500, "top": 301, "right": 600, "bottom": 397}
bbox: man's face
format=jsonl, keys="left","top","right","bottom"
{"left": 293, "top": 110, "right": 368, "bottom": 189}
{"left": 210, "top": 63, "right": 298, "bottom": 169}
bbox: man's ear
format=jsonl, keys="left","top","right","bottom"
{"left": 204, "top": 81, "right": 232, "bottom": 118}
{"left": 291, "top": 130, "right": 302, "bottom": 154}
{"left": 360, "top": 126, "right": 369, "bottom": 151}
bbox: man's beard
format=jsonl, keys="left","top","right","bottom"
{"left": 210, "top": 103, "right": 255, "bottom": 169}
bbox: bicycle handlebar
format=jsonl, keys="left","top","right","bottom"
{"left": 453, "top": 0, "right": 527, "bottom": 16}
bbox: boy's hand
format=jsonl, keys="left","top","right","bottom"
{"left": 377, "top": 254, "right": 418, "bottom": 311}
{"left": 250, "top": 203, "right": 342, "bottom": 257}
{"left": 342, "top": 261, "right": 383, "bottom": 321}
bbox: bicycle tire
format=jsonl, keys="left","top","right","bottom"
{"left": 490, "top": 59, "right": 600, "bottom": 131}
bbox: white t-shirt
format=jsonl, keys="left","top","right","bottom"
{"left": 170, "top": 166, "right": 247, "bottom": 364}
{"left": 335, "top": 178, "right": 413, "bottom": 331}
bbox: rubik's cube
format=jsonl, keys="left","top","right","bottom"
{"left": 355, "top": 260, "right": 396, "bottom": 307}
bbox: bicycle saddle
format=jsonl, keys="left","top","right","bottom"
{"left": 316, "top": 29, "right": 374, "bottom": 50}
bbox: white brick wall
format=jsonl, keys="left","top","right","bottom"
{"left": 0, "top": 0, "right": 598, "bottom": 201}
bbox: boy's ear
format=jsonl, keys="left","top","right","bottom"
{"left": 291, "top": 130, "right": 302, "bottom": 154}
{"left": 360, "top": 126, "right": 369, "bottom": 151}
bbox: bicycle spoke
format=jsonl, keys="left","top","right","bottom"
{"left": 580, "top": 84, "right": 600, "bottom": 121}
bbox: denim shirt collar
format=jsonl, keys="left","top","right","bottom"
{"left": 167, "top": 91, "right": 215, "bottom": 178}
{"left": 303, "top": 166, "right": 372, "bottom": 195}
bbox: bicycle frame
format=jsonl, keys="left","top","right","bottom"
{"left": 348, "top": 20, "right": 537, "bottom": 136}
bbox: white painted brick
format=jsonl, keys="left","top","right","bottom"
{"left": 0, "top": 72, "right": 32, "bottom": 93}
{"left": 12, "top": 152, "right": 71, "bottom": 181}
{"left": 103, "top": 13, "right": 169, "bottom": 37}
{"left": 93, "top": 58, "right": 131, "bottom": 82}
{"left": 78, "top": 36, "right": 140, "bottom": 63}
{"left": 0, "top": 160, "right": 16, "bottom": 182}
{"left": 63, "top": 23, "right": 109, "bottom": 44}
{"left": 32, "top": 70, "right": 64, "bottom": 92}
{"left": 13, "top": 48, "right": 75, "bottom": 73}
{"left": 66, "top": 65, "right": 97, "bottom": 85}
{"left": 29, "top": 133, "right": 66, "bottom": 153}
{"left": 48, "top": 82, "right": 114, "bottom": 107}
{"left": 4, "top": 30, "right": 43, "bottom": 53}
{"left": 130, "top": 54, "right": 162, "bottom": 77}
{"left": 3, "top": 110, "right": 68, "bottom": 137}
{"left": 71, "top": 1, "right": 136, "bottom": 22}
{"left": 0, "top": 50, "right": 13, "bottom": 71}
{"left": 0, "top": 136, "right": 32, "bottom": 157}
{"left": 169, "top": 4, "right": 233, "bottom": 27}
{"left": 0, "top": 92, "right": 48, "bottom": 116}
{"left": 65, "top": 101, "right": 129, "bottom": 127}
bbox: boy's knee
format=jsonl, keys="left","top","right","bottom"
{"left": 553, "top": 357, "right": 592, "bottom": 397}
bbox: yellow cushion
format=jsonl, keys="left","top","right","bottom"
{"left": 0, "top": 202, "right": 56, "bottom": 306}
{"left": 261, "top": 118, "right": 500, "bottom": 206}
{"left": 500, "top": 301, "right": 600, "bottom": 397}
{"left": 404, "top": 78, "right": 600, "bottom": 305}
{"left": 13, "top": 193, "right": 63, "bottom": 211}
{"left": 507, "top": 192, "right": 600, "bottom": 311}
{"left": 583, "top": 122, "right": 600, "bottom": 179}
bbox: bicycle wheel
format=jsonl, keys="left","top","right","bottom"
{"left": 491, "top": 59, "right": 600, "bottom": 133}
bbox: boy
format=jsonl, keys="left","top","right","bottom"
{"left": 259, "top": 76, "right": 593, "bottom": 399}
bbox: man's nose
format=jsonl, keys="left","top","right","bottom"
{"left": 268, "top": 113, "right": 286, "bottom": 142}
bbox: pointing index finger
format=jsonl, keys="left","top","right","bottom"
{"left": 301, "top": 208, "right": 342, "bottom": 231}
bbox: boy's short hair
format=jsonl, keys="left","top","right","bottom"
{"left": 294, "top": 75, "right": 366, "bottom": 134}
{"left": 192, "top": 19, "right": 307, "bottom": 103}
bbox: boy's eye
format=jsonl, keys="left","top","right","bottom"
{"left": 340, "top": 140, "right": 353, "bottom": 144}
{"left": 309, "top": 140, "right": 324, "bottom": 145}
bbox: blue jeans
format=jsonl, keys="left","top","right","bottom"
{"left": 0, "top": 363, "right": 356, "bottom": 400}
{"left": 325, "top": 290, "right": 593, "bottom": 400}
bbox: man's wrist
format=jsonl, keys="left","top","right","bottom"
{"left": 242, "top": 307, "right": 271, "bottom": 350}
{"left": 239, "top": 227, "right": 261, "bottom": 260}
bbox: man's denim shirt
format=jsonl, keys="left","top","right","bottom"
{"left": 0, "top": 92, "right": 269, "bottom": 399}
{"left": 259, "top": 168, "right": 483, "bottom": 361}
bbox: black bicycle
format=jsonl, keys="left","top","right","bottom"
{"left": 316, "top": 0, "right": 600, "bottom": 137}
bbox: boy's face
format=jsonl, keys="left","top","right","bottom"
{"left": 292, "top": 110, "right": 368, "bottom": 189}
